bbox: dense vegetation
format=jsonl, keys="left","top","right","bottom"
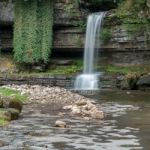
{"left": 116, "top": 0, "right": 150, "bottom": 39}
{"left": 13, "top": 0, "right": 53, "bottom": 65}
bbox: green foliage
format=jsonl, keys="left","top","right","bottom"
{"left": 116, "top": 0, "right": 150, "bottom": 40}
{"left": 13, "top": 0, "right": 53, "bottom": 64}
{"left": 0, "top": 117, "right": 8, "bottom": 126}
{"left": 100, "top": 28, "right": 112, "bottom": 42}
{"left": 116, "top": 0, "right": 148, "bottom": 24}
{"left": 74, "top": 20, "right": 86, "bottom": 31}
{"left": 123, "top": 24, "right": 150, "bottom": 40}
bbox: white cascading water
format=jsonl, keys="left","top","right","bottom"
{"left": 74, "top": 12, "right": 105, "bottom": 90}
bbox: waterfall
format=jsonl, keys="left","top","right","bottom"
{"left": 74, "top": 12, "right": 105, "bottom": 90}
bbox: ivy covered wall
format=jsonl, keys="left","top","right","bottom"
{"left": 13, "top": 0, "right": 53, "bottom": 64}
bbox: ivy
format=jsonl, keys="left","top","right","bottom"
{"left": 13, "top": 0, "right": 53, "bottom": 64}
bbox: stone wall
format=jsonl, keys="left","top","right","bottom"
{"left": 0, "top": 74, "right": 116, "bottom": 90}
{"left": 0, "top": 75, "right": 73, "bottom": 88}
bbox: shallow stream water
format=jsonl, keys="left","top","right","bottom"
{"left": 0, "top": 90, "right": 150, "bottom": 150}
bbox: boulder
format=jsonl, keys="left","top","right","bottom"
{"left": 8, "top": 108, "right": 20, "bottom": 120}
{"left": 3, "top": 98, "right": 23, "bottom": 112}
{"left": 119, "top": 73, "right": 139, "bottom": 90}
{"left": 137, "top": 73, "right": 150, "bottom": 90}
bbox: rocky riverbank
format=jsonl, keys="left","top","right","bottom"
{"left": 1, "top": 85, "right": 104, "bottom": 121}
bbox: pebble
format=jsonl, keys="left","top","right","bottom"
{"left": 2, "top": 85, "right": 104, "bottom": 120}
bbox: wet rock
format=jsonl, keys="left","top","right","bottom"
{"left": 8, "top": 99, "right": 23, "bottom": 112}
{"left": 137, "top": 73, "right": 150, "bottom": 90}
{"left": 55, "top": 120, "right": 67, "bottom": 128}
{"left": 3, "top": 98, "right": 23, "bottom": 112}
{"left": 0, "top": 140, "right": 9, "bottom": 147}
{"left": 0, "top": 110, "right": 11, "bottom": 121}
{"left": 8, "top": 108, "right": 20, "bottom": 120}
{"left": 120, "top": 73, "right": 139, "bottom": 90}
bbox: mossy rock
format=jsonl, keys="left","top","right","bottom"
{"left": 2, "top": 97, "right": 23, "bottom": 112}
{"left": 0, "top": 109, "right": 11, "bottom": 121}
{"left": 7, "top": 108, "right": 20, "bottom": 120}
{"left": 0, "top": 108, "right": 21, "bottom": 126}
{"left": 120, "top": 73, "right": 139, "bottom": 90}
{"left": 137, "top": 73, "right": 150, "bottom": 90}
{"left": 8, "top": 99, "right": 23, "bottom": 113}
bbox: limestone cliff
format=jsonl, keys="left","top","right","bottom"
{"left": 0, "top": 0, "right": 150, "bottom": 64}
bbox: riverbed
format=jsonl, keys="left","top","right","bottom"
{"left": 0, "top": 90, "right": 150, "bottom": 150}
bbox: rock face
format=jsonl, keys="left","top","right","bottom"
{"left": 0, "top": 0, "right": 13, "bottom": 25}
{"left": 118, "top": 73, "right": 139, "bottom": 90}
{"left": 0, "top": 0, "right": 150, "bottom": 65}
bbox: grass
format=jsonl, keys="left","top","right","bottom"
{"left": 17, "top": 58, "right": 83, "bottom": 76}
{"left": 47, "top": 65, "right": 82, "bottom": 75}
{"left": 0, "top": 119, "right": 8, "bottom": 126}
{"left": 99, "top": 64, "right": 150, "bottom": 75}
{"left": 0, "top": 87, "right": 28, "bottom": 102}
{"left": 0, "top": 109, "right": 9, "bottom": 126}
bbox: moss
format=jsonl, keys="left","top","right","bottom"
{"left": 100, "top": 28, "right": 112, "bottom": 42}
{"left": 0, "top": 110, "right": 9, "bottom": 126}
{"left": 0, "top": 119, "right": 8, "bottom": 126}
{"left": 115, "top": 0, "right": 150, "bottom": 40}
